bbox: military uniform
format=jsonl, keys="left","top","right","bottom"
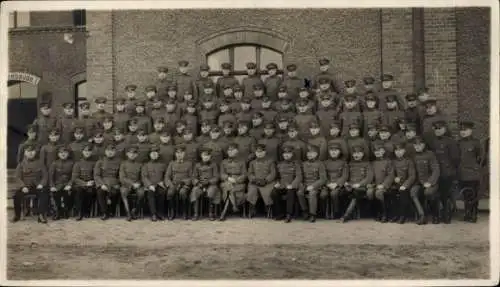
{"left": 376, "top": 74, "right": 405, "bottom": 111}
{"left": 346, "top": 123, "right": 370, "bottom": 160}
{"left": 250, "top": 83, "right": 265, "bottom": 112}
{"left": 282, "top": 64, "right": 303, "bottom": 101}
{"left": 201, "top": 127, "right": 225, "bottom": 164}
{"left": 216, "top": 63, "right": 239, "bottom": 99}
{"left": 382, "top": 94, "right": 405, "bottom": 131}
{"left": 258, "top": 123, "right": 281, "bottom": 161}
{"left": 403, "top": 123, "right": 418, "bottom": 159}
{"left": 12, "top": 145, "right": 49, "bottom": 223}
{"left": 173, "top": 60, "right": 198, "bottom": 102}
{"left": 94, "top": 144, "right": 122, "bottom": 219}
{"left": 220, "top": 144, "right": 248, "bottom": 211}
{"left": 113, "top": 98, "right": 131, "bottom": 132}
{"left": 242, "top": 62, "right": 265, "bottom": 98}
{"left": 196, "top": 120, "right": 212, "bottom": 144}
{"left": 276, "top": 99, "right": 296, "bottom": 123}
{"left": 260, "top": 96, "right": 278, "bottom": 124}
{"left": 392, "top": 143, "right": 417, "bottom": 223}
{"left": 297, "top": 145, "right": 327, "bottom": 221}
{"left": 91, "top": 130, "right": 107, "bottom": 160}
{"left": 233, "top": 121, "right": 256, "bottom": 163}
{"left": 250, "top": 112, "right": 265, "bottom": 141}
{"left": 71, "top": 144, "right": 96, "bottom": 220}
{"left": 247, "top": 145, "right": 277, "bottom": 213}
{"left": 199, "top": 97, "right": 220, "bottom": 126}
{"left": 75, "top": 102, "right": 97, "bottom": 142}
{"left": 92, "top": 97, "right": 113, "bottom": 124}
{"left": 264, "top": 63, "right": 282, "bottom": 101}
{"left": 306, "top": 122, "right": 328, "bottom": 161}
{"left": 182, "top": 101, "right": 199, "bottom": 137}
{"left": 48, "top": 146, "right": 75, "bottom": 219}
{"left": 102, "top": 116, "right": 115, "bottom": 145}
{"left": 33, "top": 102, "right": 57, "bottom": 145}
{"left": 150, "top": 97, "right": 166, "bottom": 124}
{"left": 391, "top": 118, "right": 408, "bottom": 146}
{"left": 218, "top": 100, "right": 237, "bottom": 128}
{"left": 297, "top": 88, "right": 316, "bottom": 114}
{"left": 135, "top": 131, "right": 152, "bottom": 163}
{"left": 191, "top": 150, "right": 221, "bottom": 219}
{"left": 326, "top": 121, "right": 349, "bottom": 160}
{"left": 272, "top": 146, "right": 302, "bottom": 221}
{"left": 231, "top": 86, "right": 244, "bottom": 113}
{"left": 366, "top": 144, "right": 395, "bottom": 222}
{"left": 149, "top": 118, "right": 166, "bottom": 146}
{"left": 113, "top": 128, "right": 130, "bottom": 160}
{"left": 312, "top": 58, "right": 343, "bottom": 94}
{"left": 321, "top": 143, "right": 349, "bottom": 218}
{"left": 362, "top": 93, "right": 383, "bottom": 137}
{"left": 144, "top": 85, "right": 158, "bottom": 115}
{"left": 236, "top": 98, "right": 255, "bottom": 124}
{"left": 119, "top": 146, "right": 145, "bottom": 220}
{"left": 17, "top": 125, "right": 40, "bottom": 164}
{"left": 40, "top": 130, "right": 62, "bottom": 170}
{"left": 371, "top": 125, "right": 396, "bottom": 158}
{"left": 339, "top": 95, "right": 363, "bottom": 137}
{"left": 316, "top": 94, "right": 338, "bottom": 137}
{"left": 134, "top": 101, "right": 153, "bottom": 134}
{"left": 404, "top": 93, "right": 421, "bottom": 134}
{"left": 57, "top": 102, "right": 78, "bottom": 144}
{"left": 156, "top": 67, "right": 172, "bottom": 100}
{"left": 195, "top": 64, "right": 213, "bottom": 98}
{"left": 282, "top": 125, "right": 307, "bottom": 162}
{"left": 164, "top": 146, "right": 194, "bottom": 219}
{"left": 275, "top": 117, "right": 290, "bottom": 143}
{"left": 421, "top": 100, "right": 448, "bottom": 144}
{"left": 158, "top": 133, "right": 175, "bottom": 163}
{"left": 294, "top": 100, "right": 318, "bottom": 139}
{"left": 339, "top": 80, "right": 364, "bottom": 112}
{"left": 180, "top": 129, "right": 199, "bottom": 163}
{"left": 124, "top": 84, "right": 139, "bottom": 116}
{"left": 141, "top": 145, "right": 168, "bottom": 221}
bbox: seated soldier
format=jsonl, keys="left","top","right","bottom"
{"left": 164, "top": 145, "right": 193, "bottom": 220}
{"left": 391, "top": 143, "right": 416, "bottom": 224}
{"left": 94, "top": 143, "right": 122, "bottom": 220}
{"left": 297, "top": 145, "right": 327, "bottom": 223}
{"left": 191, "top": 148, "right": 221, "bottom": 221}
{"left": 49, "top": 145, "right": 75, "bottom": 220}
{"left": 220, "top": 143, "right": 248, "bottom": 220}
{"left": 71, "top": 144, "right": 96, "bottom": 221}
{"left": 272, "top": 146, "right": 302, "bottom": 223}
{"left": 12, "top": 145, "right": 49, "bottom": 223}
{"left": 247, "top": 144, "right": 277, "bottom": 218}
{"left": 321, "top": 142, "right": 348, "bottom": 219}
{"left": 119, "top": 145, "right": 144, "bottom": 221}
{"left": 141, "top": 145, "right": 168, "bottom": 222}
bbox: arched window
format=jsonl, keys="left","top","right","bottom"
{"left": 206, "top": 44, "right": 284, "bottom": 83}
{"left": 8, "top": 81, "right": 37, "bottom": 99}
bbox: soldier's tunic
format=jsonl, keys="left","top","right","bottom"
{"left": 136, "top": 141, "right": 152, "bottom": 163}
{"left": 367, "top": 157, "right": 395, "bottom": 200}
{"left": 247, "top": 158, "right": 277, "bottom": 206}
{"left": 216, "top": 76, "right": 239, "bottom": 99}
{"left": 339, "top": 110, "right": 363, "bottom": 137}
{"left": 242, "top": 75, "right": 264, "bottom": 98}
{"left": 13, "top": 158, "right": 49, "bottom": 216}
{"left": 150, "top": 107, "right": 166, "bottom": 124}
{"left": 195, "top": 77, "right": 213, "bottom": 98}
{"left": 49, "top": 159, "right": 74, "bottom": 190}
{"left": 182, "top": 114, "right": 198, "bottom": 137}
{"left": 249, "top": 125, "right": 265, "bottom": 141}
{"left": 404, "top": 138, "right": 417, "bottom": 159}
{"left": 149, "top": 132, "right": 162, "bottom": 146}
{"left": 282, "top": 137, "right": 307, "bottom": 162}
{"left": 125, "top": 98, "right": 139, "bottom": 116}
{"left": 220, "top": 157, "right": 248, "bottom": 206}
{"left": 159, "top": 143, "right": 175, "bottom": 163}
{"left": 297, "top": 160, "right": 327, "bottom": 215}
{"left": 113, "top": 111, "right": 130, "bottom": 132}
{"left": 219, "top": 135, "right": 235, "bottom": 154}
{"left": 156, "top": 78, "right": 172, "bottom": 100}
{"left": 114, "top": 139, "right": 129, "bottom": 160}
{"left": 174, "top": 73, "right": 197, "bottom": 102}
{"left": 236, "top": 109, "right": 254, "bottom": 124}
{"left": 164, "top": 160, "right": 193, "bottom": 199}
{"left": 135, "top": 114, "right": 153, "bottom": 134}
{"left": 250, "top": 98, "right": 263, "bottom": 113}
{"left": 347, "top": 160, "right": 374, "bottom": 198}
{"left": 428, "top": 135, "right": 459, "bottom": 179}
{"left": 458, "top": 136, "right": 482, "bottom": 182}
{"left": 94, "top": 156, "right": 122, "bottom": 208}
{"left": 327, "top": 136, "right": 349, "bottom": 160}
{"left": 371, "top": 139, "right": 395, "bottom": 158}
{"left": 75, "top": 115, "right": 97, "bottom": 141}
{"left": 201, "top": 139, "right": 225, "bottom": 164}
{"left": 233, "top": 135, "right": 256, "bottom": 163}
{"left": 274, "top": 160, "right": 302, "bottom": 216}
{"left": 317, "top": 106, "right": 338, "bottom": 137}
{"left": 92, "top": 110, "right": 112, "bottom": 126}
{"left": 71, "top": 157, "right": 95, "bottom": 188}
{"left": 307, "top": 135, "right": 328, "bottom": 161}
{"left": 421, "top": 112, "right": 448, "bottom": 143}
{"left": 141, "top": 159, "right": 168, "bottom": 215}
{"left": 40, "top": 142, "right": 61, "bottom": 170}
{"left": 315, "top": 90, "right": 339, "bottom": 106}
{"left": 312, "top": 71, "right": 343, "bottom": 94}
{"left": 283, "top": 76, "right": 303, "bottom": 101}
{"left": 164, "top": 110, "right": 181, "bottom": 133}
{"left": 277, "top": 107, "right": 296, "bottom": 123}
{"left": 363, "top": 109, "right": 383, "bottom": 136}
{"left": 405, "top": 107, "right": 421, "bottom": 133}
{"left": 411, "top": 150, "right": 440, "bottom": 198}
{"left": 261, "top": 108, "right": 278, "bottom": 124}
{"left": 259, "top": 136, "right": 281, "bottom": 161}
{"left": 383, "top": 108, "right": 405, "bottom": 131}
{"left": 218, "top": 112, "right": 236, "bottom": 128}
{"left": 392, "top": 157, "right": 416, "bottom": 189}
{"left": 294, "top": 113, "right": 318, "bottom": 139}
{"left": 264, "top": 75, "right": 283, "bottom": 101}
{"left": 119, "top": 159, "right": 144, "bottom": 209}
{"left": 103, "top": 129, "right": 114, "bottom": 145}
{"left": 199, "top": 107, "right": 219, "bottom": 126}
{"left": 17, "top": 139, "right": 40, "bottom": 164}
{"left": 196, "top": 133, "right": 210, "bottom": 144}
{"left": 191, "top": 162, "right": 221, "bottom": 204}
{"left": 92, "top": 143, "right": 106, "bottom": 160}
{"left": 322, "top": 159, "right": 349, "bottom": 198}
{"left": 33, "top": 115, "right": 57, "bottom": 145}
{"left": 391, "top": 131, "right": 407, "bottom": 146}
{"left": 183, "top": 140, "right": 199, "bottom": 163}
{"left": 57, "top": 115, "right": 78, "bottom": 144}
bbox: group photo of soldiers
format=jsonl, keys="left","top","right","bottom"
{"left": 12, "top": 58, "right": 486, "bottom": 226}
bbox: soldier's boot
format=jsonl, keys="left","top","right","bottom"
{"left": 309, "top": 214, "right": 316, "bottom": 223}
{"left": 340, "top": 198, "right": 357, "bottom": 223}
{"left": 431, "top": 200, "right": 440, "bottom": 224}
{"left": 209, "top": 204, "right": 216, "bottom": 221}
{"left": 192, "top": 200, "right": 200, "bottom": 221}
{"left": 470, "top": 201, "right": 478, "bottom": 223}
{"left": 248, "top": 204, "right": 256, "bottom": 219}
{"left": 266, "top": 205, "right": 273, "bottom": 219}
{"left": 390, "top": 194, "right": 400, "bottom": 222}
{"left": 38, "top": 214, "right": 48, "bottom": 224}
{"left": 284, "top": 214, "right": 292, "bottom": 223}
{"left": 151, "top": 214, "right": 158, "bottom": 222}
{"left": 167, "top": 200, "right": 175, "bottom": 221}
{"left": 411, "top": 195, "right": 426, "bottom": 225}
{"left": 397, "top": 196, "right": 406, "bottom": 224}
{"left": 76, "top": 211, "right": 83, "bottom": 221}
{"left": 380, "top": 200, "right": 388, "bottom": 223}
{"left": 183, "top": 198, "right": 190, "bottom": 220}
{"left": 463, "top": 200, "right": 471, "bottom": 221}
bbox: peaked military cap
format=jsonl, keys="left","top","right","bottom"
{"left": 221, "top": 63, "right": 232, "bottom": 69}
{"left": 203, "top": 81, "right": 215, "bottom": 88}
{"left": 233, "top": 85, "right": 243, "bottom": 92}
{"left": 125, "top": 84, "right": 137, "bottom": 91}
{"left": 115, "top": 97, "right": 126, "bottom": 104}
{"left": 406, "top": 93, "right": 418, "bottom": 101}
{"left": 95, "top": 97, "right": 107, "bottom": 104}
{"left": 253, "top": 83, "right": 264, "bottom": 90}
{"left": 382, "top": 74, "right": 394, "bottom": 81}
{"left": 460, "top": 121, "right": 474, "bottom": 129}
{"left": 145, "top": 85, "right": 157, "bottom": 92}
{"left": 413, "top": 136, "right": 425, "bottom": 145}
{"left": 266, "top": 62, "right": 278, "bottom": 70}
{"left": 344, "top": 79, "right": 356, "bottom": 88}
{"left": 286, "top": 64, "right": 297, "bottom": 71}
{"left": 62, "top": 102, "right": 74, "bottom": 108}
{"left": 264, "top": 121, "right": 275, "bottom": 128}
{"left": 351, "top": 145, "right": 364, "bottom": 153}
{"left": 282, "top": 145, "right": 294, "bottom": 153}
{"left": 105, "top": 143, "right": 117, "bottom": 150}
{"left": 319, "top": 58, "right": 330, "bottom": 65}
{"left": 385, "top": 94, "right": 397, "bottom": 102}
{"left": 199, "top": 64, "right": 210, "bottom": 71}
{"left": 82, "top": 144, "right": 93, "bottom": 152}
{"left": 318, "top": 77, "right": 330, "bottom": 84}
{"left": 58, "top": 145, "right": 70, "bottom": 152}
{"left": 24, "top": 144, "right": 37, "bottom": 152}
{"left": 255, "top": 143, "right": 266, "bottom": 151}
{"left": 246, "top": 62, "right": 257, "bottom": 69}
{"left": 432, "top": 120, "right": 447, "bottom": 128}
{"left": 26, "top": 124, "right": 38, "bottom": 133}
{"left": 157, "top": 66, "right": 168, "bottom": 73}
{"left": 150, "top": 145, "right": 160, "bottom": 152}
{"left": 178, "top": 60, "right": 189, "bottom": 67}
{"left": 363, "top": 76, "right": 375, "bottom": 85}
{"left": 328, "top": 142, "right": 342, "bottom": 150}
{"left": 49, "top": 128, "right": 61, "bottom": 135}
{"left": 278, "top": 85, "right": 287, "bottom": 92}
{"left": 307, "top": 144, "right": 319, "bottom": 153}
{"left": 175, "top": 145, "right": 186, "bottom": 152}
{"left": 79, "top": 102, "right": 90, "bottom": 108}
{"left": 167, "top": 85, "right": 178, "bottom": 91}
{"left": 252, "top": 111, "right": 264, "bottom": 118}
{"left": 406, "top": 122, "right": 417, "bottom": 131}
{"left": 309, "top": 121, "right": 320, "bottom": 128}
{"left": 395, "top": 142, "right": 406, "bottom": 150}
{"left": 135, "top": 100, "right": 146, "bottom": 107}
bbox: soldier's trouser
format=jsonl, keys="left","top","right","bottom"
{"left": 167, "top": 183, "right": 191, "bottom": 201}
{"left": 13, "top": 187, "right": 49, "bottom": 218}
{"left": 97, "top": 186, "right": 120, "bottom": 215}
{"left": 410, "top": 184, "right": 439, "bottom": 217}
{"left": 191, "top": 185, "right": 221, "bottom": 205}
{"left": 461, "top": 180, "right": 479, "bottom": 219}
{"left": 221, "top": 182, "right": 246, "bottom": 208}
{"left": 272, "top": 188, "right": 296, "bottom": 216}
{"left": 147, "top": 185, "right": 166, "bottom": 216}
{"left": 74, "top": 187, "right": 95, "bottom": 216}
{"left": 343, "top": 187, "right": 366, "bottom": 218}
{"left": 392, "top": 187, "right": 411, "bottom": 218}
{"left": 52, "top": 189, "right": 72, "bottom": 216}
{"left": 438, "top": 177, "right": 454, "bottom": 220}
{"left": 247, "top": 183, "right": 274, "bottom": 206}
{"left": 297, "top": 186, "right": 321, "bottom": 216}
{"left": 120, "top": 186, "right": 146, "bottom": 214}
{"left": 320, "top": 187, "right": 344, "bottom": 214}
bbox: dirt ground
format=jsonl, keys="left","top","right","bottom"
{"left": 6, "top": 212, "right": 490, "bottom": 280}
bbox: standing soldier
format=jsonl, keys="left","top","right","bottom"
{"left": 282, "top": 123, "right": 307, "bottom": 162}
{"left": 149, "top": 117, "right": 167, "bottom": 146}
{"left": 12, "top": 145, "right": 49, "bottom": 223}
{"left": 200, "top": 80, "right": 216, "bottom": 100}
{"left": 119, "top": 145, "right": 144, "bottom": 221}
{"left": 191, "top": 148, "right": 221, "bottom": 221}
{"left": 201, "top": 126, "right": 225, "bottom": 165}
{"left": 17, "top": 124, "right": 40, "bottom": 164}
{"left": 339, "top": 94, "right": 363, "bottom": 137}
{"left": 297, "top": 145, "right": 327, "bottom": 222}
{"left": 173, "top": 120, "right": 187, "bottom": 146}
{"left": 282, "top": 64, "right": 302, "bottom": 101}
{"left": 144, "top": 85, "right": 158, "bottom": 115}
{"left": 365, "top": 123, "right": 380, "bottom": 160}
{"left": 317, "top": 93, "right": 338, "bottom": 137}
{"left": 72, "top": 144, "right": 96, "bottom": 221}
{"left": 220, "top": 143, "right": 248, "bottom": 219}
{"left": 404, "top": 93, "right": 421, "bottom": 134}
{"left": 261, "top": 95, "right": 278, "bottom": 124}
{"left": 40, "top": 129, "right": 62, "bottom": 171}
{"left": 199, "top": 95, "right": 219, "bottom": 126}
{"left": 274, "top": 86, "right": 290, "bottom": 111}
{"left": 410, "top": 137, "right": 440, "bottom": 224}
{"left": 58, "top": 102, "right": 78, "bottom": 144}
{"left": 92, "top": 97, "right": 112, "bottom": 123}
{"left": 247, "top": 144, "right": 277, "bottom": 218}
{"left": 218, "top": 98, "right": 236, "bottom": 128}
{"left": 182, "top": 100, "right": 199, "bottom": 137}
{"left": 312, "top": 58, "right": 343, "bottom": 94}
{"left": 233, "top": 121, "right": 256, "bottom": 164}
{"left": 220, "top": 121, "right": 236, "bottom": 153}
{"left": 156, "top": 66, "right": 170, "bottom": 100}
{"left": 366, "top": 144, "right": 395, "bottom": 222}
{"left": 315, "top": 78, "right": 338, "bottom": 106}
{"left": 307, "top": 121, "right": 328, "bottom": 161}
{"left": 391, "top": 118, "right": 408, "bottom": 146}
{"left": 259, "top": 122, "right": 281, "bottom": 162}
{"left": 322, "top": 142, "right": 349, "bottom": 219}
{"left": 195, "top": 64, "right": 212, "bottom": 98}
{"left": 236, "top": 97, "right": 254, "bottom": 124}
{"left": 242, "top": 62, "right": 263, "bottom": 98}
{"left": 197, "top": 120, "right": 212, "bottom": 144}
{"left": 327, "top": 121, "right": 349, "bottom": 160}
{"left": 272, "top": 146, "right": 302, "bottom": 222}
{"left": 216, "top": 63, "right": 239, "bottom": 99}
{"left": 149, "top": 96, "right": 165, "bottom": 124}
{"left": 427, "top": 120, "right": 459, "bottom": 224}
{"left": 135, "top": 130, "right": 152, "bottom": 164}
{"left": 33, "top": 101, "right": 57, "bottom": 145}
{"left": 373, "top": 124, "right": 396, "bottom": 157}
{"left": 133, "top": 101, "right": 152, "bottom": 134}
{"left": 362, "top": 93, "right": 383, "bottom": 137}
{"left": 164, "top": 98, "right": 181, "bottom": 133}
{"left": 164, "top": 145, "right": 194, "bottom": 220}
{"left": 94, "top": 143, "right": 121, "bottom": 220}
{"left": 174, "top": 60, "right": 197, "bottom": 102}
{"left": 179, "top": 87, "right": 196, "bottom": 112}
{"left": 346, "top": 122, "right": 370, "bottom": 159}
{"left": 264, "top": 62, "right": 282, "bottom": 101}
{"left": 457, "top": 121, "right": 482, "bottom": 222}
{"left": 101, "top": 116, "right": 115, "bottom": 145}
{"left": 49, "top": 145, "right": 75, "bottom": 220}
{"left": 421, "top": 99, "right": 448, "bottom": 144}
{"left": 124, "top": 84, "right": 139, "bottom": 116}
{"left": 341, "top": 145, "right": 374, "bottom": 223}
{"left": 113, "top": 127, "right": 129, "bottom": 159}
{"left": 220, "top": 84, "right": 235, "bottom": 103}
{"left": 294, "top": 99, "right": 318, "bottom": 139}
{"left": 417, "top": 87, "right": 431, "bottom": 119}
{"left": 250, "top": 112, "right": 265, "bottom": 141}
{"left": 141, "top": 145, "right": 168, "bottom": 221}
{"left": 383, "top": 94, "right": 405, "bottom": 131}
{"left": 376, "top": 74, "right": 405, "bottom": 111}
{"left": 91, "top": 129, "right": 107, "bottom": 160}
{"left": 158, "top": 130, "right": 175, "bottom": 163}
{"left": 113, "top": 97, "right": 131, "bottom": 132}
{"left": 250, "top": 83, "right": 266, "bottom": 112}
{"left": 392, "top": 142, "right": 416, "bottom": 224}
{"left": 76, "top": 101, "right": 95, "bottom": 142}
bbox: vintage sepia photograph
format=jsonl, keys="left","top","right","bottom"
{"left": 0, "top": 0, "right": 498, "bottom": 286}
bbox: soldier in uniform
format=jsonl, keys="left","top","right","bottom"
{"left": 181, "top": 127, "right": 199, "bottom": 163}
{"left": 197, "top": 120, "right": 212, "bottom": 144}
{"left": 135, "top": 130, "right": 152, "bottom": 164}
{"left": 76, "top": 102, "right": 95, "bottom": 142}
{"left": 164, "top": 145, "right": 194, "bottom": 220}
{"left": 410, "top": 137, "right": 441, "bottom": 224}
{"left": 297, "top": 144, "right": 327, "bottom": 222}
{"left": 144, "top": 85, "right": 158, "bottom": 115}
{"left": 383, "top": 94, "right": 405, "bottom": 131}
{"left": 315, "top": 78, "right": 338, "bottom": 107}
{"left": 341, "top": 145, "right": 374, "bottom": 223}
{"left": 218, "top": 98, "right": 236, "bottom": 128}
{"left": 276, "top": 116, "right": 290, "bottom": 143}
{"left": 272, "top": 146, "right": 302, "bottom": 222}
{"left": 363, "top": 76, "right": 376, "bottom": 94}
{"left": 166, "top": 84, "right": 178, "bottom": 103}
{"left": 391, "top": 117, "right": 408, "bottom": 146}
{"left": 346, "top": 122, "right": 370, "bottom": 159}
{"left": 158, "top": 131, "right": 175, "bottom": 163}
{"left": 417, "top": 87, "right": 431, "bottom": 119}
{"left": 421, "top": 99, "right": 448, "bottom": 144}
{"left": 391, "top": 142, "right": 416, "bottom": 224}
{"left": 199, "top": 95, "right": 219, "bottom": 126}
{"left": 261, "top": 95, "right": 278, "bottom": 124}
{"left": 195, "top": 64, "right": 212, "bottom": 98}
{"left": 113, "top": 97, "right": 131, "bottom": 132}
{"left": 317, "top": 93, "right": 338, "bottom": 137}
{"left": 363, "top": 92, "right": 383, "bottom": 137}
{"left": 282, "top": 123, "right": 306, "bottom": 162}
{"left": 282, "top": 64, "right": 302, "bottom": 101}
{"left": 182, "top": 100, "right": 199, "bottom": 137}
{"left": 404, "top": 122, "right": 418, "bottom": 158}
{"left": 150, "top": 96, "right": 166, "bottom": 124}
{"left": 233, "top": 120, "right": 256, "bottom": 163}
{"left": 201, "top": 126, "right": 225, "bottom": 165}
{"left": 250, "top": 112, "right": 265, "bottom": 141}
{"left": 247, "top": 144, "right": 277, "bottom": 218}
{"left": 173, "top": 120, "right": 187, "bottom": 145}
{"left": 307, "top": 121, "right": 328, "bottom": 161}
{"left": 17, "top": 124, "right": 40, "bottom": 164}
{"left": 92, "top": 97, "right": 112, "bottom": 123}
{"left": 149, "top": 117, "right": 166, "bottom": 146}
{"left": 200, "top": 80, "right": 216, "bottom": 100}
{"left": 72, "top": 144, "right": 96, "bottom": 221}
{"left": 250, "top": 83, "right": 265, "bottom": 112}
{"left": 94, "top": 143, "right": 122, "bottom": 220}
{"left": 216, "top": 63, "right": 239, "bottom": 99}
{"left": 102, "top": 116, "right": 115, "bottom": 145}
{"left": 274, "top": 86, "right": 289, "bottom": 110}
{"left": 295, "top": 99, "right": 318, "bottom": 139}
{"left": 91, "top": 129, "right": 107, "bottom": 160}
{"left": 174, "top": 60, "right": 197, "bottom": 101}
{"left": 232, "top": 85, "right": 244, "bottom": 113}
{"left": 322, "top": 142, "right": 349, "bottom": 219}
{"left": 427, "top": 120, "right": 459, "bottom": 224}
{"left": 242, "top": 62, "right": 264, "bottom": 98}
{"left": 339, "top": 79, "right": 363, "bottom": 111}
{"left": 133, "top": 100, "right": 152, "bottom": 134}
{"left": 113, "top": 127, "right": 129, "bottom": 160}
{"left": 405, "top": 93, "right": 421, "bottom": 134}
{"left": 220, "top": 83, "right": 235, "bottom": 103}
{"left": 327, "top": 121, "right": 349, "bottom": 160}
{"left": 376, "top": 74, "right": 405, "bottom": 111}
{"left": 236, "top": 97, "right": 254, "bottom": 124}
{"left": 297, "top": 88, "right": 316, "bottom": 114}
{"left": 276, "top": 98, "right": 296, "bottom": 123}
{"left": 312, "top": 58, "right": 343, "bottom": 94}
{"left": 49, "top": 145, "right": 75, "bottom": 220}
{"left": 457, "top": 121, "right": 482, "bottom": 222}
{"left": 125, "top": 84, "right": 139, "bottom": 116}
{"left": 366, "top": 143, "right": 395, "bottom": 222}
{"left": 365, "top": 123, "right": 379, "bottom": 157}
{"left": 57, "top": 102, "right": 78, "bottom": 144}
{"left": 220, "top": 143, "right": 248, "bottom": 218}
{"left": 156, "top": 66, "right": 170, "bottom": 100}
{"left": 259, "top": 122, "right": 281, "bottom": 162}
{"left": 33, "top": 101, "right": 57, "bottom": 145}
{"left": 220, "top": 121, "right": 236, "bottom": 153}
{"left": 373, "top": 124, "right": 396, "bottom": 157}
{"left": 12, "top": 145, "right": 49, "bottom": 223}
{"left": 164, "top": 98, "right": 181, "bottom": 133}
{"left": 142, "top": 145, "right": 168, "bottom": 221}
{"left": 339, "top": 94, "right": 363, "bottom": 137}
{"left": 264, "top": 62, "right": 282, "bottom": 101}
{"left": 191, "top": 148, "right": 221, "bottom": 220}
{"left": 40, "top": 128, "right": 62, "bottom": 170}
{"left": 119, "top": 145, "right": 144, "bottom": 221}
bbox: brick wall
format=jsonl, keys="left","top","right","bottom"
{"left": 424, "top": 8, "right": 459, "bottom": 132}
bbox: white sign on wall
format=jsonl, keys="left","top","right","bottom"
{"left": 8, "top": 72, "right": 41, "bottom": 85}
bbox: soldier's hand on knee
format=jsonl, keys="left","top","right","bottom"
{"left": 22, "top": 187, "right": 29, "bottom": 193}
{"left": 286, "top": 184, "right": 293, "bottom": 190}
{"left": 228, "top": 177, "right": 236, "bottom": 184}
{"left": 394, "top": 177, "right": 401, "bottom": 184}
{"left": 423, "top": 182, "right": 431, "bottom": 188}
{"left": 101, "top": 185, "right": 109, "bottom": 191}
{"left": 50, "top": 187, "right": 57, "bottom": 192}
{"left": 64, "top": 185, "right": 72, "bottom": 191}
{"left": 158, "top": 182, "right": 165, "bottom": 188}
{"left": 328, "top": 183, "right": 337, "bottom": 190}
{"left": 86, "top": 181, "right": 94, "bottom": 187}
{"left": 133, "top": 183, "right": 141, "bottom": 189}
{"left": 36, "top": 184, "right": 44, "bottom": 190}
{"left": 274, "top": 182, "right": 281, "bottom": 189}
{"left": 306, "top": 185, "right": 314, "bottom": 192}
{"left": 352, "top": 183, "right": 360, "bottom": 189}
{"left": 376, "top": 184, "right": 384, "bottom": 190}
{"left": 149, "top": 185, "right": 156, "bottom": 192}
{"left": 399, "top": 185, "right": 407, "bottom": 191}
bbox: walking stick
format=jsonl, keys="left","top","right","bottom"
{"left": 219, "top": 181, "right": 233, "bottom": 220}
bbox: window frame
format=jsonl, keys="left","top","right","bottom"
{"left": 9, "top": 11, "right": 30, "bottom": 29}
{"left": 72, "top": 9, "right": 86, "bottom": 27}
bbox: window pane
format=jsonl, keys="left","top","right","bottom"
{"left": 9, "top": 13, "right": 15, "bottom": 28}
{"left": 259, "top": 48, "right": 283, "bottom": 70}
{"left": 16, "top": 12, "right": 30, "bottom": 27}
{"left": 234, "top": 46, "right": 256, "bottom": 71}
{"left": 8, "top": 84, "right": 21, "bottom": 99}
{"left": 207, "top": 49, "right": 230, "bottom": 71}
{"left": 19, "top": 82, "right": 37, "bottom": 99}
